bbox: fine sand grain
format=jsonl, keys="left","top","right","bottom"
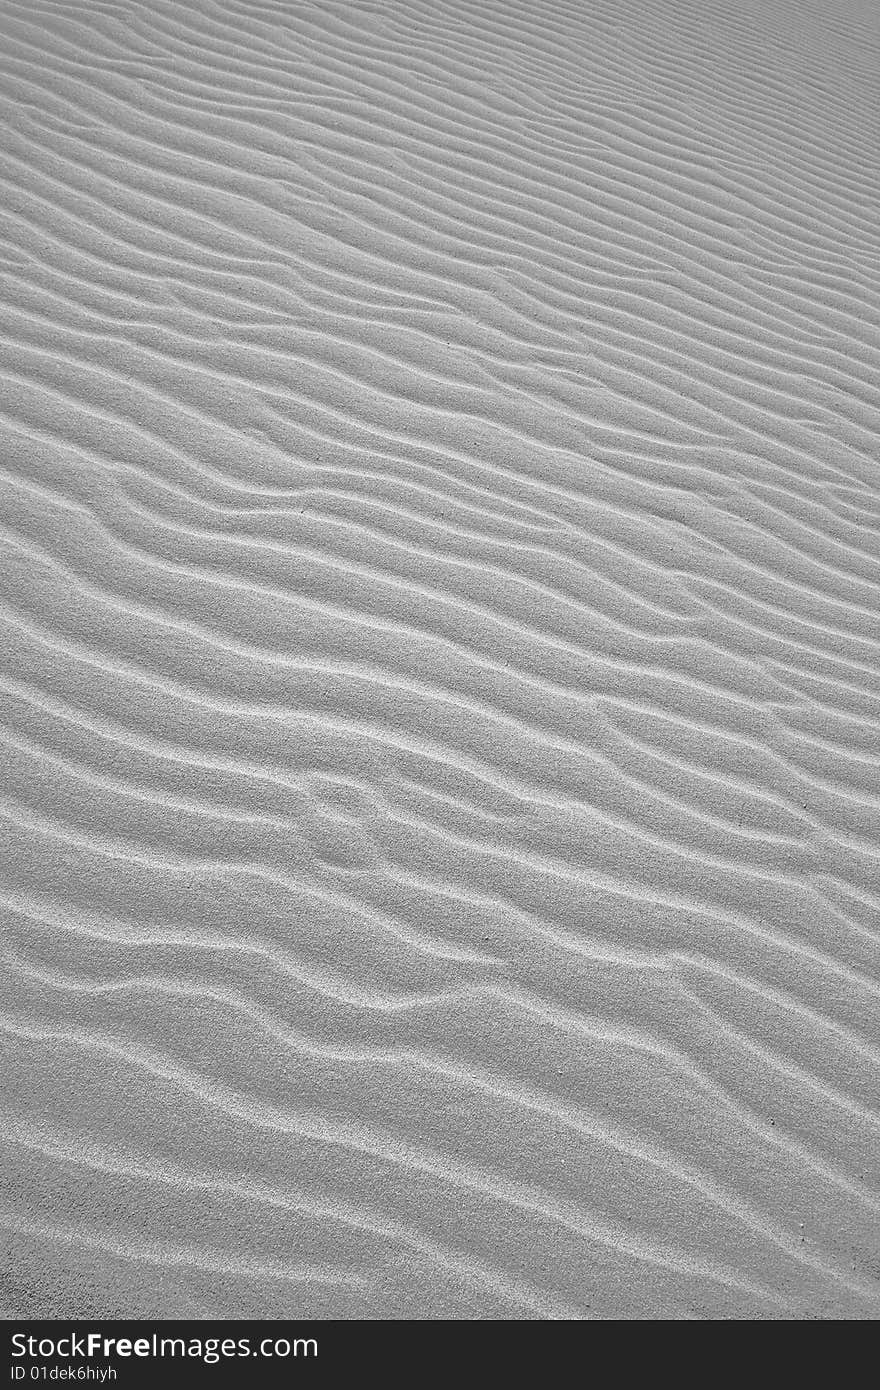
{"left": 1, "top": 0, "right": 879, "bottom": 1319}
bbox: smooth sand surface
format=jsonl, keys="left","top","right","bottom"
{"left": 1, "top": 0, "right": 879, "bottom": 1320}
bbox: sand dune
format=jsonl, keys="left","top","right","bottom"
{"left": 1, "top": 0, "right": 879, "bottom": 1319}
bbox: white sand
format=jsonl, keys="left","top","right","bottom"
{"left": 0, "top": 0, "right": 878, "bottom": 1319}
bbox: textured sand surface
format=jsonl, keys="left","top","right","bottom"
{"left": 1, "top": 0, "right": 879, "bottom": 1320}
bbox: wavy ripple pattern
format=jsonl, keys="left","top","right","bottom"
{"left": 1, "top": 0, "right": 879, "bottom": 1319}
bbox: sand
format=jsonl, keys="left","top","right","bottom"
{"left": 0, "top": 0, "right": 878, "bottom": 1320}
